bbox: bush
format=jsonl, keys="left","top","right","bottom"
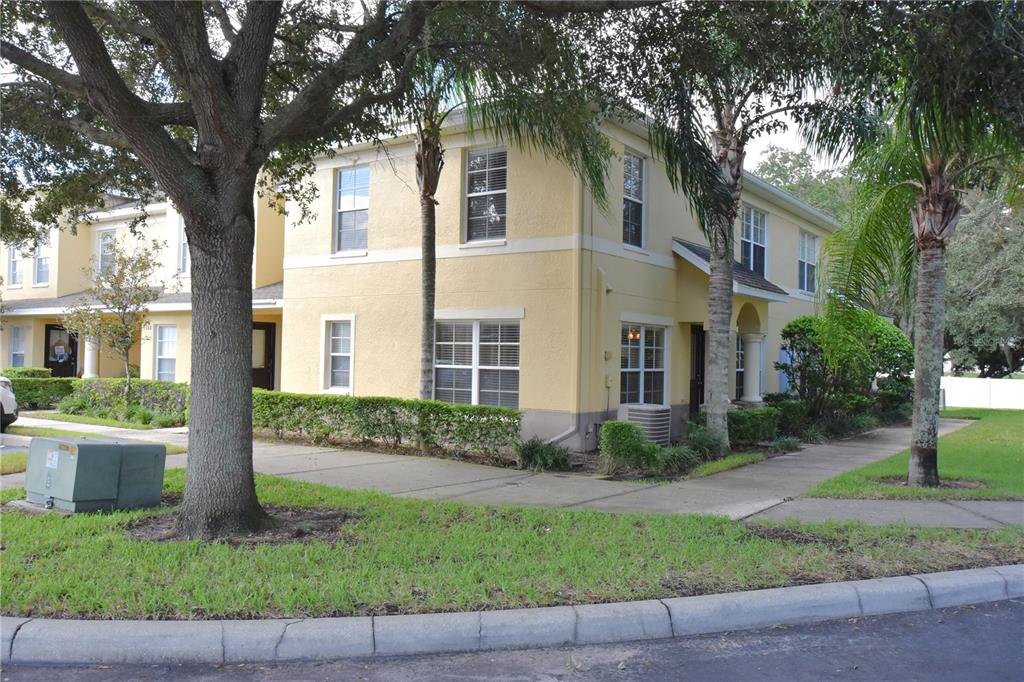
{"left": 659, "top": 445, "right": 701, "bottom": 474}
{"left": 2, "top": 367, "right": 52, "bottom": 379}
{"left": 769, "top": 399, "right": 809, "bottom": 437}
{"left": 251, "top": 390, "right": 520, "bottom": 458}
{"left": 686, "top": 426, "right": 728, "bottom": 460}
{"left": 518, "top": 438, "right": 570, "bottom": 471}
{"left": 68, "top": 378, "right": 190, "bottom": 425}
{"left": 728, "top": 407, "right": 780, "bottom": 446}
{"left": 9, "top": 377, "right": 76, "bottom": 409}
{"left": 768, "top": 436, "right": 802, "bottom": 454}
{"left": 151, "top": 413, "right": 181, "bottom": 429}
{"left": 599, "top": 420, "right": 660, "bottom": 474}
{"left": 801, "top": 423, "right": 828, "bottom": 444}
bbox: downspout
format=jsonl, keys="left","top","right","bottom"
{"left": 547, "top": 172, "right": 587, "bottom": 447}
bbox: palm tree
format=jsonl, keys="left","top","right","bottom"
{"left": 404, "top": 53, "right": 611, "bottom": 403}
{"left": 818, "top": 4, "right": 1023, "bottom": 485}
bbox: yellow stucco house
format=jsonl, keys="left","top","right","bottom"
{"left": 0, "top": 118, "right": 833, "bottom": 450}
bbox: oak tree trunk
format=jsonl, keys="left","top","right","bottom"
{"left": 908, "top": 179, "right": 960, "bottom": 487}
{"left": 175, "top": 186, "right": 266, "bottom": 537}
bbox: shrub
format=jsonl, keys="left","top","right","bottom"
{"left": 68, "top": 378, "right": 189, "bottom": 425}
{"left": 599, "top": 420, "right": 660, "bottom": 474}
{"left": 801, "top": 423, "right": 827, "bottom": 444}
{"left": 768, "top": 436, "right": 802, "bottom": 454}
{"left": 770, "top": 399, "right": 809, "bottom": 437}
{"left": 151, "top": 413, "right": 180, "bottom": 429}
{"left": 2, "top": 367, "right": 52, "bottom": 379}
{"left": 659, "top": 445, "right": 701, "bottom": 474}
{"left": 728, "top": 407, "right": 780, "bottom": 446}
{"left": 251, "top": 390, "right": 521, "bottom": 458}
{"left": 518, "top": 438, "right": 570, "bottom": 471}
{"left": 686, "top": 426, "right": 728, "bottom": 460}
{"left": 9, "top": 377, "right": 76, "bottom": 409}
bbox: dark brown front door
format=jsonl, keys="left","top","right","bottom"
{"left": 689, "top": 325, "right": 706, "bottom": 414}
{"left": 44, "top": 324, "right": 78, "bottom": 378}
{"left": 252, "top": 322, "right": 276, "bottom": 390}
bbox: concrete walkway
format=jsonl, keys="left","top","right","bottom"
{"left": 3, "top": 415, "right": 1021, "bottom": 527}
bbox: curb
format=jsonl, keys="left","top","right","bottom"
{"left": 2, "top": 564, "right": 1020, "bottom": 665}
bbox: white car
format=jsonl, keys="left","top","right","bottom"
{"left": 0, "top": 376, "right": 18, "bottom": 432}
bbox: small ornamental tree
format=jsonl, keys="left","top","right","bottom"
{"left": 62, "top": 238, "right": 173, "bottom": 407}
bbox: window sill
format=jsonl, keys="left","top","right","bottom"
{"left": 622, "top": 243, "right": 651, "bottom": 257}
{"left": 31, "top": 282, "right": 49, "bottom": 288}
{"left": 321, "top": 386, "right": 352, "bottom": 396}
{"left": 6, "top": 284, "right": 22, "bottom": 290}
{"left": 331, "top": 250, "right": 368, "bottom": 259}
{"left": 459, "top": 239, "right": 506, "bottom": 250}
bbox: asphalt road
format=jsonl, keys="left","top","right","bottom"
{"left": 5, "top": 600, "right": 1022, "bottom": 681}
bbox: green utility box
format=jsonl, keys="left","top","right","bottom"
{"left": 25, "top": 437, "right": 166, "bottom": 513}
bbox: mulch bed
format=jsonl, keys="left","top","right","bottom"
{"left": 124, "top": 493, "right": 360, "bottom": 546}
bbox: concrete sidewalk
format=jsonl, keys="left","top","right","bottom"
{"left": 3, "top": 415, "right": 1021, "bottom": 528}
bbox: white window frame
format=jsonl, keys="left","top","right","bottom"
{"left": 319, "top": 314, "right": 355, "bottom": 394}
{"left": 7, "top": 247, "right": 22, "bottom": 287}
{"left": 32, "top": 233, "right": 51, "bottom": 286}
{"left": 622, "top": 150, "right": 645, "bottom": 249}
{"left": 619, "top": 321, "right": 669, "bottom": 407}
{"left": 9, "top": 326, "right": 26, "bottom": 368}
{"left": 178, "top": 218, "right": 190, "bottom": 274}
{"left": 154, "top": 325, "right": 177, "bottom": 382}
{"left": 798, "top": 230, "right": 818, "bottom": 293}
{"left": 464, "top": 145, "right": 508, "bottom": 243}
{"left": 335, "top": 166, "right": 370, "bottom": 254}
{"left": 740, "top": 205, "right": 768, "bottom": 277}
{"left": 97, "top": 229, "right": 117, "bottom": 273}
{"left": 433, "top": 319, "right": 520, "bottom": 408}
{"left": 735, "top": 333, "right": 745, "bottom": 400}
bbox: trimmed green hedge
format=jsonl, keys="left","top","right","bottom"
{"left": 689, "top": 407, "right": 780, "bottom": 448}
{"left": 599, "top": 420, "right": 660, "bottom": 473}
{"left": 2, "top": 367, "right": 52, "bottom": 379}
{"left": 9, "top": 378, "right": 76, "bottom": 409}
{"left": 251, "top": 389, "right": 521, "bottom": 458}
{"left": 65, "top": 378, "right": 190, "bottom": 425}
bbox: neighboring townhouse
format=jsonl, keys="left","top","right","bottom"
{"left": 1, "top": 117, "right": 833, "bottom": 451}
{"left": 278, "top": 118, "right": 835, "bottom": 450}
{"left": 0, "top": 195, "right": 285, "bottom": 388}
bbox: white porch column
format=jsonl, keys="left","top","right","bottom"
{"left": 82, "top": 337, "right": 100, "bottom": 378}
{"left": 741, "top": 333, "right": 763, "bottom": 402}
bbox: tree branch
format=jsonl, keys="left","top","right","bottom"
{"left": 208, "top": 0, "right": 238, "bottom": 45}
{"left": 222, "top": 1, "right": 283, "bottom": 123}
{"left": 520, "top": 0, "right": 661, "bottom": 12}
{"left": 43, "top": 1, "right": 209, "bottom": 206}
{"left": 0, "top": 41, "right": 87, "bottom": 97}
{"left": 83, "top": 2, "right": 164, "bottom": 47}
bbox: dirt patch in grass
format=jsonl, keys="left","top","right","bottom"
{"left": 876, "top": 477, "right": 986, "bottom": 490}
{"left": 126, "top": 496, "right": 359, "bottom": 546}
{"left": 745, "top": 524, "right": 852, "bottom": 551}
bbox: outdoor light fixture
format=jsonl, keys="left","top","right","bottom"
{"left": 628, "top": 329, "right": 641, "bottom": 341}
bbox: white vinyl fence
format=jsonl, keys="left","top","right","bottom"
{"left": 941, "top": 376, "right": 1024, "bottom": 409}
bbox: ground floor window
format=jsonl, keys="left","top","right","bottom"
{"left": 154, "top": 325, "right": 177, "bottom": 381}
{"left": 9, "top": 326, "right": 26, "bottom": 367}
{"left": 620, "top": 324, "right": 665, "bottom": 405}
{"left": 325, "top": 319, "right": 353, "bottom": 391}
{"left": 735, "top": 334, "right": 744, "bottom": 400}
{"left": 435, "top": 320, "right": 519, "bottom": 408}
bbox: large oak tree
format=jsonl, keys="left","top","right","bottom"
{"left": 1, "top": 0, "right": 631, "bottom": 537}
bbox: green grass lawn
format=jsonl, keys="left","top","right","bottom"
{"left": 689, "top": 452, "right": 765, "bottom": 478}
{"left": 7, "top": 426, "right": 187, "bottom": 455}
{"left": 0, "top": 449, "right": 28, "bottom": 474}
{"left": 807, "top": 409, "right": 1023, "bottom": 500}
{"left": 23, "top": 411, "right": 155, "bottom": 430}
{"left": 1, "top": 469, "right": 1021, "bottom": 620}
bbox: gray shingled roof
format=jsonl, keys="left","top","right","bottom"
{"left": 672, "top": 239, "right": 788, "bottom": 297}
{"left": 3, "top": 281, "right": 283, "bottom": 311}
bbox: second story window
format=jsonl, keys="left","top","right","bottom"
{"left": 741, "top": 206, "right": 767, "bottom": 276}
{"left": 798, "top": 231, "right": 818, "bottom": 293}
{"left": 179, "top": 220, "right": 190, "bottom": 273}
{"left": 97, "top": 230, "right": 117, "bottom": 273}
{"left": 466, "top": 146, "right": 507, "bottom": 241}
{"left": 8, "top": 247, "right": 22, "bottom": 286}
{"left": 33, "top": 235, "right": 50, "bottom": 285}
{"left": 622, "top": 151, "right": 644, "bottom": 248}
{"left": 336, "top": 166, "right": 369, "bottom": 252}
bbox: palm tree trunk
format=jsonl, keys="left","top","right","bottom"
{"left": 909, "top": 239, "right": 945, "bottom": 485}
{"left": 420, "top": 196, "right": 436, "bottom": 401}
{"left": 705, "top": 219, "right": 734, "bottom": 438}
